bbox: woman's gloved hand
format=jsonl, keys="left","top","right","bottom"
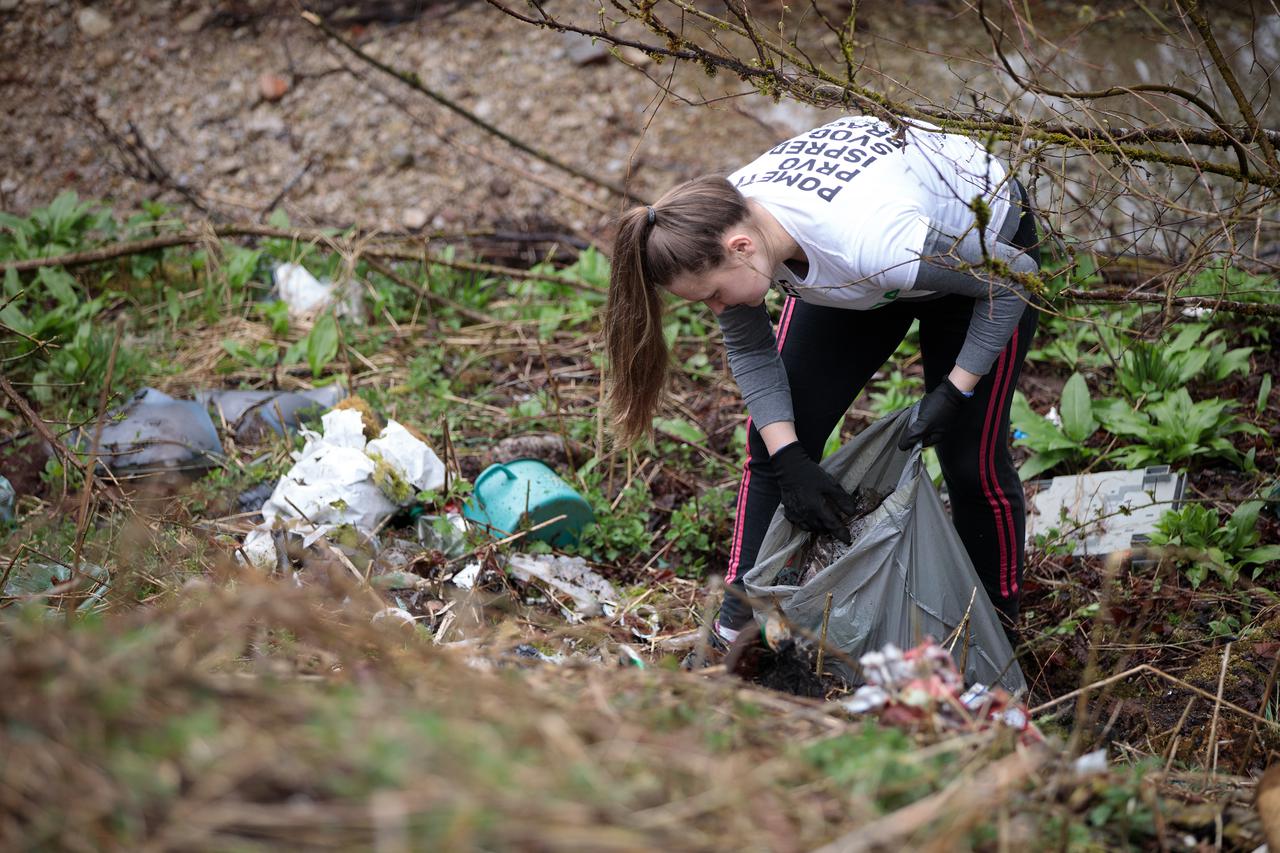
{"left": 898, "top": 378, "right": 970, "bottom": 450}
{"left": 770, "top": 442, "right": 859, "bottom": 543}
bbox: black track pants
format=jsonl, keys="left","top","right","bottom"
{"left": 719, "top": 204, "right": 1041, "bottom": 632}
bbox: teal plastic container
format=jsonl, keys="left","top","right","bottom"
{"left": 463, "top": 459, "right": 594, "bottom": 547}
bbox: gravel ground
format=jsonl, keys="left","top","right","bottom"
{"left": 2, "top": 1, "right": 1277, "bottom": 254}
{"left": 0, "top": 0, "right": 806, "bottom": 235}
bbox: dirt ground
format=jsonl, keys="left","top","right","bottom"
{"left": 1, "top": 0, "right": 816, "bottom": 236}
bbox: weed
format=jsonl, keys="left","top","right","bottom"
{"left": 1096, "top": 389, "right": 1263, "bottom": 470}
{"left": 665, "top": 487, "right": 734, "bottom": 579}
{"left": 1148, "top": 500, "right": 1280, "bottom": 588}
{"left": 1010, "top": 373, "right": 1106, "bottom": 479}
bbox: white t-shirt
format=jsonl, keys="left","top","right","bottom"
{"left": 727, "top": 116, "right": 1013, "bottom": 310}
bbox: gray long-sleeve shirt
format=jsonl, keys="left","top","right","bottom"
{"left": 716, "top": 193, "right": 1036, "bottom": 430}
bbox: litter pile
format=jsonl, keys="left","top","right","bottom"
{"left": 841, "top": 639, "right": 1041, "bottom": 743}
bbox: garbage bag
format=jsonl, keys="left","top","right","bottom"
{"left": 743, "top": 407, "right": 1026, "bottom": 693}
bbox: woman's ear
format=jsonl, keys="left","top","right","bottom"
{"left": 725, "top": 232, "right": 754, "bottom": 258}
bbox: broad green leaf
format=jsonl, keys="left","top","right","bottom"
{"left": 1060, "top": 373, "right": 1097, "bottom": 443}
{"left": 1243, "top": 546, "right": 1280, "bottom": 566}
{"left": 1017, "top": 450, "right": 1069, "bottom": 482}
{"left": 654, "top": 417, "right": 706, "bottom": 444}
{"left": 1258, "top": 374, "right": 1273, "bottom": 416}
{"left": 306, "top": 314, "right": 339, "bottom": 377}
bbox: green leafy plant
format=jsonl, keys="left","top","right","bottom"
{"left": 866, "top": 369, "right": 922, "bottom": 417}
{"left": 1010, "top": 373, "right": 1106, "bottom": 479}
{"left": 1114, "top": 323, "right": 1252, "bottom": 403}
{"left": 665, "top": 487, "right": 734, "bottom": 579}
{"left": 0, "top": 192, "right": 114, "bottom": 260}
{"left": 1147, "top": 501, "right": 1280, "bottom": 588}
{"left": 1096, "top": 389, "right": 1263, "bottom": 469}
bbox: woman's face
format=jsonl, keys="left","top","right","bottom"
{"left": 665, "top": 245, "right": 772, "bottom": 315}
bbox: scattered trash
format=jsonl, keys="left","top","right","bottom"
{"left": 0, "top": 475, "right": 14, "bottom": 523}
{"left": 616, "top": 644, "right": 646, "bottom": 668}
{"left": 236, "top": 480, "right": 275, "bottom": 514}
{"left": 241, "top": 408, "right": 446, "bottom": 568}
{"left": 840, "top": 640, "right": 1041, "bottom": 742}
{"left": 1045, "top": 404, "right": 1063, "bottom": 429}
{"left": 1026, "top": 465, "right": 1187, "bottom": 557}
{"left": 1073, "top": 748, "right": 1109, "bottom": 776}
{"left": 1012, "top": 428, "right": 1028, "bottom": 441}
{"left": 272, "top": 262, "right": 361, "bottom": 321}
{"left": 450, "top": 561, "right": 482, "bottom": 591}
{"left": 77, "top": 388, "right": 222, "bottom": 470}
{"left": 511, "top": 643, "right": 564, "bottom": 665}
{"left": 464, "top": 459, "right": 594, "bottom": 547}
{"left": 2, "top": 561, "right": 110, "bottom": 612}
{"left": 415, "top": 513, "right": 468, "bottom": 559}
{"left": 1181, "top": 306, "right": 1215, "bottom": 319}
{"left": 371, "top": 606, "right": 416, "bottom": 628}
{"left": 745, "top": 407, "right": 1025, "bottom": 693}
{"left": 507, "top": 553, "right": 617, "bottom": 618}
{"left": 196, "top": 386, "right": 345, "bottom": 442}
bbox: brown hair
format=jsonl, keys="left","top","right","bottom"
{"left": 605, "top": 175, "right": 750, "bottom": 444}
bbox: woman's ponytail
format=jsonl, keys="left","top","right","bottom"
{"left": 604, "top": 176, "right": 750, "bottom": 444}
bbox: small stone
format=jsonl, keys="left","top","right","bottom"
{"left": 561, "top": 31, "right": 609, "bottom": 66}
{"left": 47, "top": 22, "right": 71, "bottom": 47}
{"left": 389, "top": 143, "right": 414, "bottom": 169}
{"left": 0, "top": 0, "right": 20, "bottom": 12}
{"left": 75, "top": 7, "right": 112, "bottom": 38}
{"left": 402, "top": 208, "right": 428, "bottom": 230}
{"left": 93, "top": 48, "right": 115, "bottom": 69}
{"left": 257, "top": 72, "right": 289, "bottom": 102}
{"left": 489, "top": 177, "right": 511, "bottom": 198}
{"left": 245, "top": 110, "right": 285, "bottom": 138}
{"left": 176, "top": 9, "right": 208, "bottom": 33}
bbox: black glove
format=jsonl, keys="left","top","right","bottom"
{"left": 770, "top": 442, "right": 859, "bottom": 543}
{"left": 898, "top": 378, "right": 970, "bottom": 450}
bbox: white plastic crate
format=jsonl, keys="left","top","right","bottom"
{"left": 1025, "top": 466, "right": 1186, "bottom": 557}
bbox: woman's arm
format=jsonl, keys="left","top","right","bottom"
{"left": 913, "top": 218, "right": 1038, "bottom": 379}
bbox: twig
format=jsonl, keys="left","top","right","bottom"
{"left": 300, "top": 9, "right": 638, "bottom": 203}
{"left": 70, "top": 321, "right": 122, "bottom": 592}
{"left": 1235, "top": 649, "right": 1280, "bottom": 775}
{"left": 816, "top": 590, "right": 833, "bottom": 678}
{"left": 1030, "top": 663, "right": 1278, "bottom": 731}
{"left": 1203, "top": 641, "right": 1231, "bottom": 787}
{"left": 259, "top": 157, "right": 315, "bottom": 220}
{"left": 1163, "top": 697, "right": 1197, "bottom": 773}
{"left": 0, "top": 376, "right": 90, "bottom": 506}
{"left": 1182, "top": 0, "right": 1280, "bottom": 172}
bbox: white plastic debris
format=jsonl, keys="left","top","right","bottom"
{"left": 841, "top": 684, "right": 890, "bottom": 714}
{"left": 366, "top": 421, "right": 446, "bottom": 492}
{"left": 451, "top": 561, "right": 482, "bottom": 591}
{"left": 1072, "top": 748, "right": 1109, "bottom": 776}
{"left": 372, "top": 607, "right": 416, "bottom": 627}
{"left": 1045, "top": 404, "right": 1063, "bottom": 429}
{"left": 507, "top": 554, "right": 618, "bottom": 618}
{"left": 273, "top": 262, "right": 362, "bottom": 321}
{"left": 241, "top": 408, "right": 449, "bottom": 568}
{"left": 1180, "top": 306, "right": 1214, "bottom": 319}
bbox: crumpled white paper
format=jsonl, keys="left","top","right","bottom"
{"left": 243, "top": 408, "right": 447, "bottom": 567}
{"left": 273, "top": 262, "right": 363, "bottom": 321}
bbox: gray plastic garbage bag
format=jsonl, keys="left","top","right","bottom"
{"left": 76, "top": 388, "right": 222, "bottom": 470}
{"left": 743, "top": 407, "right": 1026, "bottom": 693}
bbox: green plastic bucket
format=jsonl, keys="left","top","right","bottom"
{"left": 463, "top": 459, "right": 594, "bottom": 547}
